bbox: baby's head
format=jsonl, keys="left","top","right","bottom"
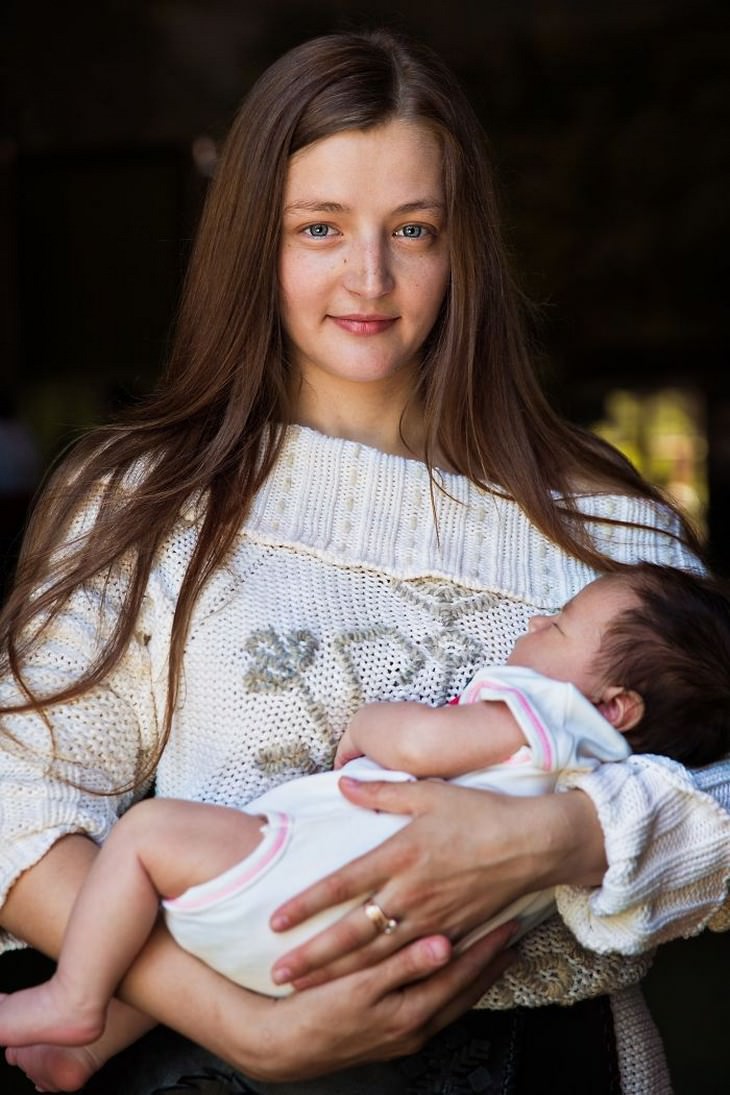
{"left": 508, "top": 563, "right": 730, "bottom": 766}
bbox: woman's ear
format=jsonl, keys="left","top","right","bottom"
{"left": 596, "top": 686, "right": 645, "bottom": 732}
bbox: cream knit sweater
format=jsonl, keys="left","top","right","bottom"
{"left": 1, "top": 426, "right": 729, "bottom": 1092}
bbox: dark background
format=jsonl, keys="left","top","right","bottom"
{"left": 1, "top": 1, "right": 729, "bottom": 1092}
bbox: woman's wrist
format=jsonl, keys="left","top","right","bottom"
{"left": 525, "top": 790, "right": 607, "bottom": 890}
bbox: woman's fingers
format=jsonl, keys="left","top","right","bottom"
{"left": 361, "top": 933, "right": 453, "bottom": 997}
{"left": 270, "top": 817, "right": 424, "bottom": 984}
{"left": 337, "top": 774, "right": 438, "bottom": 814}
{"left": 270, "top": 786, "right": 469, "bottom": 985}
{"left": 272, "top": 782, "right": 500, "bottom": 981}
{"left": 271, "top": 777, "right": 437, "bottom": 933}
{"left": 273, "top": 902, "right": 404, "bottom": 987}
{"left": 290, "top": 916, "right": 515, "bottom": 993}
{"left": 264, "top": 936, "right": 456, "bottom": 1075}
{"left": 285, "top": 923, "right": 406, "bottom": 989}
{"left": 248, "top": 925, "right": 516, "bottom": 1080}
{"left": 360, "top": 922, "right": 517, "bottom": 1055}
{"left": 270, "top": 855, "right": 385, "bottom": 931}
{"left": 270, "top": 817, "right": 409, "bottom": 935}
{"left": 416, "top": 930, "right": 517, "bottom": 1038}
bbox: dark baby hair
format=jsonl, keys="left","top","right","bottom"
{"left": 599, "top": 564, "right": 730, "bottom": 767}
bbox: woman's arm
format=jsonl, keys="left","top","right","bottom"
{"left": 0, "top": 833, "right": 517, "bottom": 1080}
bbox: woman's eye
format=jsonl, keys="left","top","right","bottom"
{"left": 395, "top": 224, "right": 429, "bottom": 239}
{"left": 303, "top": 223, "right": 333, "bottom": 238}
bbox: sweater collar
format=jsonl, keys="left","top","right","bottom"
{"left": 180, "top": 425, "right": 677, "bottom": 607}
{"left": 243, "top": 426, "right": 594, "bottom": 605}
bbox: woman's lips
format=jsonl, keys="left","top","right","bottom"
{"left": 329, "top": 315, "right": 398, "bottom": 335}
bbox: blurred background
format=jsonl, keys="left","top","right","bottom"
{"left": 1, "top": 1, "right": 728, "bottom": 1091}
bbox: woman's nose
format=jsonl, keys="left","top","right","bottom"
{"left": 343, "top": 237, "right": 394, "bottom": 298}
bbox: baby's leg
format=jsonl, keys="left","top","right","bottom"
{"left": 5, "top": 1000, "right": 154, "bottom": 1093}
{"left": 0, "top": 799, "right": 264, "bottom": 1049}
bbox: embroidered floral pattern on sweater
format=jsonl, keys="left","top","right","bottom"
{"left": 244, "top": 620, "right": 494, "bottom": 776}
{"left": 333, "top": 626, "right": 425, "bottom": 700}
{"left": 393, "top": 577, "right": 503, "bottom": 624}
{"left": 244, "top": 627, "right": 319, "bottom": 689}
{"left": 245, "top": 628, "right": 335, "bottom": 773}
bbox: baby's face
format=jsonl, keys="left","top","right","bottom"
{"left": 507, "top": 576, "right": 639, "bottom": 700}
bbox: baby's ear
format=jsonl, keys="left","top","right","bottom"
{"left": 597, "top": 687, "right": 644, "bottom": 732}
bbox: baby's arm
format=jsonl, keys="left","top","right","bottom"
{"left": 334, "top": 699, "right": 526, "bottom": 777}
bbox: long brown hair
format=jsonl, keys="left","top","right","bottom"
{"left": 1, "top": 30, "right": 701, "bottom": 786}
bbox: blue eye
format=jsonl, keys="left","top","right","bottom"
{"left": 396, "top": 224, "right": 427, "bottom": 239}
{"left": 304, "top": 224, "right": 331, "bottom": 238}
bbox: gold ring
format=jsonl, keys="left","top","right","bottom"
{"left": 364, "top": 900, "right": 399, "bottom": 935}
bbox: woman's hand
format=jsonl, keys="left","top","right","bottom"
{"left": 270, "top": 778, "right": 606, "bottom": 988}
{"left": 225, "top": 925, "right": 516, "bottom": 1081}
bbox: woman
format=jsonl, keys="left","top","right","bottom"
{"left": 1, "top": 29, "right": 728, "bottom": 1095}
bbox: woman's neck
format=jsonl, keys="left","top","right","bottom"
{"left": 290, "top": 371, "right": 427, "bottom": 460}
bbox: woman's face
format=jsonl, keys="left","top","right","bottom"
{"left": 279, "top": 120, "right": 450, "bottom": 404}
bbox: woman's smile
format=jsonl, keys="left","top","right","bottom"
{"left": 328, "top": 314, "right": 399, "bottom": 336}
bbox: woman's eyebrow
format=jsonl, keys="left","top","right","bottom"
{"left": 283, "top": 200, "right": 349, "bottom": 214}
{"left": 393, "top": 199, "right": 445, "bottom": 214}
{"left": 282, "top": 198, "right": 445, "bottom": 215}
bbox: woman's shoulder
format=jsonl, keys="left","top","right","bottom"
{"left": 228, "top": 427, "right": 699, "bottom": 609}
{"left": 40, "top": 446, "right": 201, "bottom": 589}
{"left": 566, "top": 483, "right": 690, "bottom": 545}
{"left": 567, "top": 483, "right": 679, "bottom": 529}
{"left": 555, "top": 489, "right": 703, "bottom": 603}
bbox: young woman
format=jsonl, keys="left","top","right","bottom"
{"left": 1, "top": 29, "right": 728, "bottom": 1095}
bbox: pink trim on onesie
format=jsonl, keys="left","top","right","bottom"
{"left": 163, "top": 810, "right": 292, "bottom": 913}
{"left": 458, "top": 676, "right": 553, "bottom": 770}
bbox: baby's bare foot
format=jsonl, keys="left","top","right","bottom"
{"left": 6, "top": 1042, "right": 103, "bottom": 1093}
{"left": 0, "top": 980, "right": 105, "bottom": 1047}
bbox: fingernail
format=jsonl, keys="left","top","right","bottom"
{"left": 425, "top": 938, "right": 450, "bottom": 962}
{"left": 272, "top": 966, "right": 291, "bottom": 984}
{"left": 339, "top": 777, "right": 360, "bottom": 788}
{"left": 271, "top": 914, "right": 289, "bottom": 930}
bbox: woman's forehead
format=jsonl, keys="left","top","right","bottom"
{"left": 283, "top": 121, "right": 444, "bottom": 201}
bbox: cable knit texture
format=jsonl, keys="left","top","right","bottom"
{"left": 1, "top": 425, "right": 729, "bottom": 1092}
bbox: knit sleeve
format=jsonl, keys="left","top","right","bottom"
{"left": 0, "top": 555, "right": 160, "bottom": 952}
{"left": 544, "top": 502, "right": 730, "bottom": 954}
{"left": 553, "top": 754, "right": 730, "bottom": 954}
